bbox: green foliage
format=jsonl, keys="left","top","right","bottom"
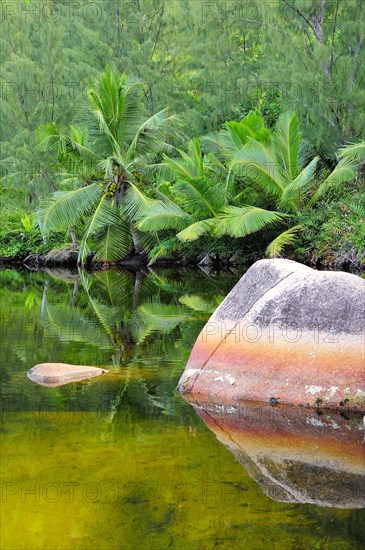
{"left": 338, "top": 141, "right": 365, "bottom": 162}
{"left": 1, "top": 0, "right": 364, "bottom": 264}
{"left": 2, "top": 0, "right": 363, "bottom": 203}
{"left": 0, "top": 209, "right": 42, "bottom": 258}
{"left": 0, "top": 189, "right": 67, "bottom": 258}
{"left": 135, "top": 110, "right": 359, "bottom": 261}
{"left": 38, "top": 68, "right": 178, "bottom": 264}
{"left": 296, "top": 178, "right": 365, "bottom": 268}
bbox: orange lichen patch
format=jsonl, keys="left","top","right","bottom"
{"left": 180, "top": 327, "right": 364, "bottom": 410}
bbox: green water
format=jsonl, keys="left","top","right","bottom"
{"left": 0, "top": 267, "right": 364, "bottom": 550}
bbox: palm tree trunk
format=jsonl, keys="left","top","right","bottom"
{"left": 130, "top": 220, "right": 142, "bottom": 254}
{"left": 133, "top": 270, "right": 143, "bottom": 311}
{"left": 69, "top": 226, "right": 79, "bottom": 249}
{"left": 70, "top": 278, "right": 80, "bottom": 306}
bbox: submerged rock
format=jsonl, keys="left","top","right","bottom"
{"left": 27, "top": 363, "right": 108, "bottom": 387}
{"left": 178, "top": 259, "right": 365, "bottom": 411}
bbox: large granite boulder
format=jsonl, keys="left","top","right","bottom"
{"left": 178, "top": 259, "right": 365, "bottom": 411}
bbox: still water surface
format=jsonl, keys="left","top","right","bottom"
{"left": 1, "top": 267, "right": 364, "bottom": 549}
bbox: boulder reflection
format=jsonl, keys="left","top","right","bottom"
{"left": 184, "top": 395, "right": 365, "bottom": 509}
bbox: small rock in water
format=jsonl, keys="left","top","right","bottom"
{"left": 27, "top": 363, "right": 108, "bottom": 387}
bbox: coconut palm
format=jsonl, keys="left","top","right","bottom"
{"left": 135, "top": 111, "right": 359, "bottom": 259}
{"left": 133, "top": 136, "right": 286, "bottom": 262}
{"left": 37, "top": 68, "right": 178, "bottom": 265}
{"left": 216, "top": 112, "right": 359, "bottom": 256}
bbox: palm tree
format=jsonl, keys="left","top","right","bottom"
{"left": 213, "top": 112, "right": 359, "bottom": 256}
{"left": 199, "top": 113, "right": 357, "bottom": 257}
{"left": 37, "top": 68, "right": 177, "bottom": 265}
{"left": 133, "top": 134, "right": 286, "bottom": 263}
{"left": 135, "top": 111, "right": 360, "bottom": 259}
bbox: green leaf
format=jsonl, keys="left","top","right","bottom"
{"left": 78, "top": 195, "right": 120, "bottom": 263}
{"left": 123, "top": 183, "right": 160, "bottom": 219}
{"left": 174, "top": 176, "right": 224, "bottom": 217}
{"left": 176, "top": 218, "right": 217, "bottom": 241}
{"left": 279, "top": 157, "right": 319, "bottom": 211}
{"left": 338, "top": 141, "right": 365, "bottom": 162}
{"left": 188, "top": 138, "right": 204, "bottom": 176}
{"left": 163, "top": 154, "right": 198, "bottom": 181}
{"left": 273, "top": 112, "right": 301, "bottom": 183}
{"left": 39, "top": 184, "right": 103, "bottom": 233}
{"left": 266, "top": 225, "right": 302, "bottom": 257}
{"left": 231, "top": 141, "right": 284, "bottom": 197}
{"left": 93, "top": 219, "right": 132, "bottom": 262}
{"left": 136, "top": 201, "right": 190, "bottom": 232}
{"left": 309, "top": 158, "right": 358, "bottom": 206}
{"left": 147, "top": 237, "right": 181, "bottom": 264}
{"left": 216, "top": 205, "right": 287, "bottom": 238}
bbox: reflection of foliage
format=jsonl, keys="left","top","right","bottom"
{"left": 43, "top": 304, "right": 112, "bottom": 347}
{"left": 0, "top": 267, "right": 238, "bottom": 417}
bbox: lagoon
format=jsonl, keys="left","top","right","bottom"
{"left": 1, "top": 267, "right": 364, "bottom": 549}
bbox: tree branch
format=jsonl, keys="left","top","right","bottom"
{"left": 329, "top": 0, "right": 340, "bottom": 75}
{"left": 349, "top": 35, "right": 363, "bottom": 92}
{"left": 280, "top": 0, "right": 316, "bottom": 35}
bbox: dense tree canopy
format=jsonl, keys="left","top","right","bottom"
{"left": 0, "top": 0, "right": 364, "bottom": 267}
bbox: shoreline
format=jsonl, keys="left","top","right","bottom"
{"left": 0, "top": 250, "right": 364, "bottom": 274}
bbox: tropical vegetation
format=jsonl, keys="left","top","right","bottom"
{"left": 1, "top": 0, "right": 364, "bottom": 269}
{"left": 133, "top": 112, "right": 362, "bottom": 260}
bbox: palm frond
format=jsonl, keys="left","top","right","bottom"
{"left": 174, "top": 176, "right": 224, "bottom": 217}
{"left": 279, "top": 157, "right": 319, "bottom": 211}
{"left": 231, "top": 141, "right": 284, "bottom": 197}
{"left": 273, "top": 112, "right": 301, "bottom": 182}
{"left": 148, "top": 237, "right": 181, "bottom": 264}
{"left": 123, "top": 183, "right": 160, "bottom": 219}
{"left": 215, "top": 205, "right": 287, "bottom": 238}
{"left": 163, "top": 153, "right": 198, "bottom": 181}
{"left": 93, "top": 218, "right": 133, "bottom": 262}
{"left": 338, "top": 141, "right": 365, "bottom": 162}
{"left": 201, "top": 110, "right": 270, "bottom": 161}
{"left": 201, "top": 130, "right": 239, "bottom": 161}
{"left": 136, "top": 201, "right": 190, "bottom": 232}
{"left": 36, "top": 123, "right": 64, "bottom": 152}
{"left": 266, "top": 225, "right": 302, "bottom": 257}
{"left": 137, "top": 230, "right": 159, "bottom": 254}
{"left": 39, "top": 183, "right": 103, "bottom": 233}
{"left": 125, "top": 109, "right": 177, "bottom": 162}
{"left": 78, "top": 195, "right": 121, "bottom": 263}
{"left": 176, "top": 218, "right": 217, "bottom": 241}
{"left": 309, "top": 158, "right": 358, "bottom": 205}
{"left": 188, "top": 138, "right": 204, "bottom": 176}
